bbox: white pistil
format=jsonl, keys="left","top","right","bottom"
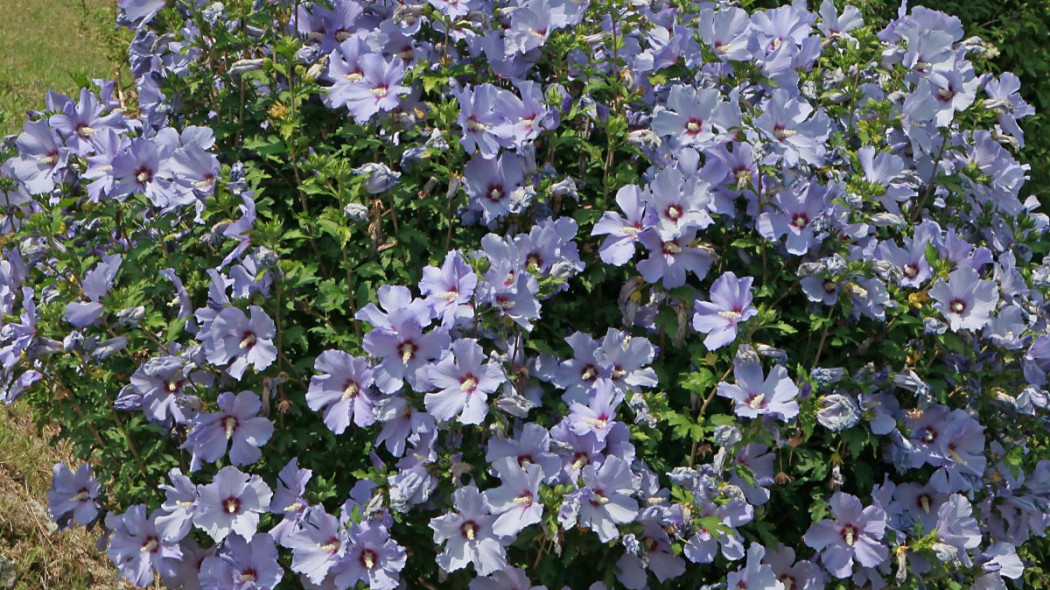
{"left": 400, "top": 343, "right": 415, "bottom": 364}
{"left": 584, "top": 417, "right": 608, "bottom": 429}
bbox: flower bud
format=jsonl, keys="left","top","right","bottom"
{"left": 627, "top": 129, "right": 661, "bottom": 151}
{"left": 343, "top": 203, "right": 370, "bottom": 223}
{"left": 229, "top": 59, "right": 264, "bottom": 76}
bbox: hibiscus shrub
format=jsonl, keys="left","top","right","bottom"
{"left": 2, "top": 0, "right": 1050, "bottom": 588}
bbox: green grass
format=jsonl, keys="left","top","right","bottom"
{"left": 0, "top": 0, "right": 121, "bottom": 134}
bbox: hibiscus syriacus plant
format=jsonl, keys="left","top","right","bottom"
{"left": 2, "top": 0, "right": 1049, "bottom": 588}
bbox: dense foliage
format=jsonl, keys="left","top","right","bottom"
{"left": 1, "top": 0, "right": 1049, "bottom": 588}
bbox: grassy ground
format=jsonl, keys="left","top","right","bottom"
{"left": 0, "top": 1, "right": 127, "bottom": 587}
{"left": 0, "top": 405, "right": 124, "bottom": 590}
{"left": 0, "top": 0, "right": 122, "bottom": 135}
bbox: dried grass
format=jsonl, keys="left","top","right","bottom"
{"left": 0, "top": 404, "right": 125, "bottom": 590}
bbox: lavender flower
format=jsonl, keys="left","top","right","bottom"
{"left": 566, "top": 456, "right": 639, "bottom": 542}
{"left": 182, "top": 391, "right": 274, "bottom": 471}
{"left": 333, "top": 522, "right": 407, "bottom": 590}
{"left": 423, "top": 338, "right": 505, "bottom": 425}
{"left": 363, "top": 308, "right": 450, "bottom": 394}
{"left": 485, "top": 423, "right": 563, "bottom": 483}
{"left": 804, "top": 492, "right": 888, "bottom": 578}
{"left": 483, "top": 457, "right": 544, "bottom": 537}
{"left": 652, "top": 85, "right": 740, "bottom": 149}
{"left": 306, "top": 350, "right": 378, "bottom": 434}
{"left": 493, "top": 81, "right": 555, "bottom": 148}
{"left": 567, "top": 382, "right": 623, "bottom": 443}
{"left": 765, "top": 544, "right": 825, "bottom": 590}
{"left": 717, "top": 358, "right": 799, "bottom": 421}
{"left": 456, "top": 84, "right": 505, "bottom": 159}
{"left": 463, "top": 152, "right": 526, "bottom": 223}
{"left": 430, "top": 484, "right": 508, "bottom": 575}
{"left": 339, "top": 54, "right": 409, "bottom": 123}
{"left": 419, "top": 251, "right": 477, "bottom": 328}
{"left": 929, "top": 266, "right": 999, "bottom": 332}
{"left": 203, "top": 305, "right": 278, "bottom": 379}
{"left": 155, "top": 468, "right": 198, "bottom": 542}
{"left": 757, "top": 183, "right": 828, "bottom": 256}
{"left": 9, "top": 120, "right": 68, "bottom": 194}
{"left": 470, "top": 567, "right": 547, "bottom": 590}
{"left": 754, "top": 89, "right": 830, "bottom": 167}
{"left": 636, "top": 227, "right": 714, "bottom": 289}
{"left": 129, "top": 355, "right": 205, "bottom": 426}
{"left": 49, "top": 87, "right": 124, "bottom": 156}
{"left": 592, "top": 185, "right": 654, "bottom": 266}
{"left": 288, "top": 506, "right": 346, "bottom": 584}
{"left": 726, "top": 543, "right": 784, "bottom": 590}
{"left": 199, "top": 532, "right": 284, "bottom": 590}
{"left": 597, "top": 329, "right": 659, "bottom": 394}
{"left": 64, "top": 253, "right": 122, "bottom": 328}
{"left": 646, "top": 167, "right": 713, "bottom": 240}
{"left": 105, "top": 505, "right": 182, "bottom": 587}
{"left": 194, "top": 466, "right": 273, "bottom": 543}
{"left": 269, "top": 458, "right": 312, "bottom": 548}
{"left": 692, "top": 272, "right": 758, "bottom": 350}
{"left": 47, "top": 462, "right": 100, "bottom": 529}
{"left": 615, "top": 521, "right": 686, "bottom": 587}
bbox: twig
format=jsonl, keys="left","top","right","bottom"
{"left": 688, "top": 365, "right": 734, "bottom": 467}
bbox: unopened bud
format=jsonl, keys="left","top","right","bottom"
{"left": 229, "top": 59, "right": 264, "bottom": 76}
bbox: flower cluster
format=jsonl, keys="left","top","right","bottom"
{"left": 1, "top": 0, "right": 1046, "bottom": 588}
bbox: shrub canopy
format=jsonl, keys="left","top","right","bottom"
{"left": 1, "top": 0, "right": 1050, "bottom": 588}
